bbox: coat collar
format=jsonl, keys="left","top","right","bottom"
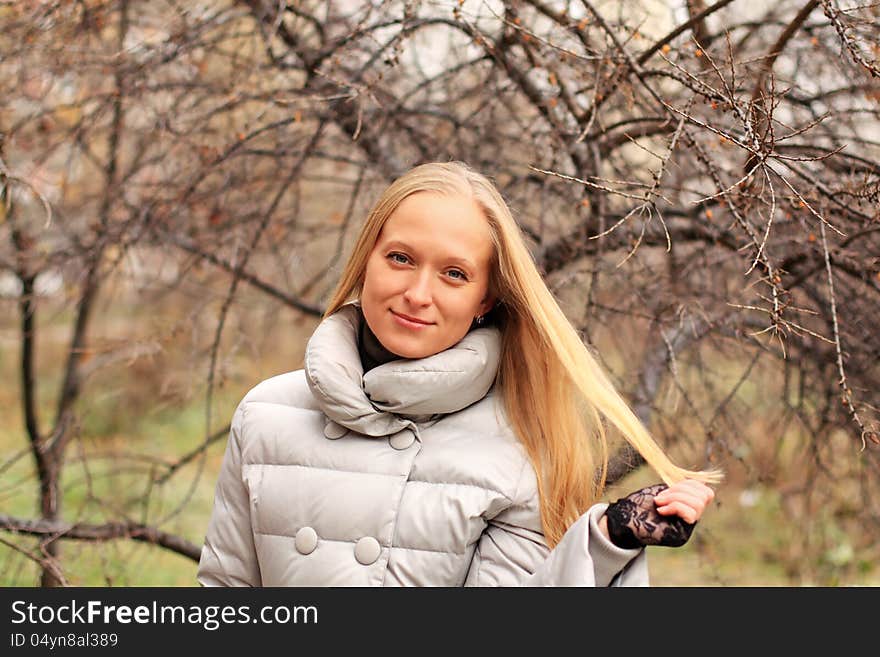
{"left": 304, "top": 301, "right": 502, "bottom": 437}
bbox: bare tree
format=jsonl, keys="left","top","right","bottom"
{"left": 1, "top": 0, "right": 877, "bottom": 585}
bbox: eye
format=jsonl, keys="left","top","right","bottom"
{"left": 387, "top": 252, "right": 410, "bottom": 265}
{"left": 447, "top": 269, "right": 468, "bottom": 281}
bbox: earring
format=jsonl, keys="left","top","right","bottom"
{"left": 475, "top": 315, "right": 485, "bottom": 326}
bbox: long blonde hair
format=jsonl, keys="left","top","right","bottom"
{"left": 324, "top": 161, "right": 723, "bottom": 547}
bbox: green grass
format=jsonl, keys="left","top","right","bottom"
{"left": 0, "top": 391, "right": 238, "bottom": 586}
{"left": 0, "top": 281, "right": 313, "bottom": 586}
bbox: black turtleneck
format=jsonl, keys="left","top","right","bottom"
{"left": 357, "top": 307, "right": 403, "bottom": 373}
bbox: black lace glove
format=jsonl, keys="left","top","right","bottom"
{"left": 604, "top": 483, "right": 696, "bottom": 549}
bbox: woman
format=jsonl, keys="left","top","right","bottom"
{"left": 197, "top": 160, "right": 720, "bottom": 587}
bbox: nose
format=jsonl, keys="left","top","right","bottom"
{"left": 403, "top": 269, "right": 433, "bottom": 306}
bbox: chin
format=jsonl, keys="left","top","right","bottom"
{"left": 387, "top": 341, "right": 432, "bottom": 360}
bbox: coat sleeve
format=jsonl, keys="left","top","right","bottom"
{"left": 463, "top": 462, "right": 648, "bottom": 587}
{"left": 197, "top": 402, "right": 261, "bottom": 587}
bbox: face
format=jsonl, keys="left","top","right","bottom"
{"left": 360, "top": 191, "right": 496, "bottom": 359}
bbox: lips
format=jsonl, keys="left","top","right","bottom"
{"left": 392, "top": 311, "right": 433, "bottom": 325}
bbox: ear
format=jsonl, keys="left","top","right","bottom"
{"left": 479, "top": 294, "right": 496, "bottom": 317}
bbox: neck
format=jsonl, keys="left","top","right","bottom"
{"left": 304, "top": 302, "right": 502, "bottom": 432}
{"left": 358, "top": 309, "right": 401, "bottom": 372}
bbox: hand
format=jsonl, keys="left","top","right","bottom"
{"left": 653, "top": 479, "right": 715, "bottom": 525}
{"left": 603, "top": 480, "right": 715, "bottom": 549}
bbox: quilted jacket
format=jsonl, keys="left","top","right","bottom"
{"left": 197, "top": 300, "right": 648, "bottom": 586}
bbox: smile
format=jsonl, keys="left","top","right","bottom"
{"left": 391, "top": 311, "right": 433, "bottom": 329}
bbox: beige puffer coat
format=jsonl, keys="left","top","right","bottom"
{"left": 197, "top": 301, "right": 648, "bottom": 586}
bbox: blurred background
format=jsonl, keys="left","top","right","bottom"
{"left": 1, "top": 0, "right": 878, "bottom": 586}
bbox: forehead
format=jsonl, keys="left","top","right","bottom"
{"left": 378, "top": 192, "right": 494, "bottom": 262}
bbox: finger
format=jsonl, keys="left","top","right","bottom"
{"left": 654, "top": 489, "right": 708, "bottom": 513}
{"left": 655, "top": 500, "right": 700, "bottom": 524}
{"left": 658, "top": 479, "right": 715, "bottom": 500}
{"left": 655, "top": 480, "right": 714, "bottom": 506}
{"left": 655, "top": 504, "right": 699, "bottom": 524}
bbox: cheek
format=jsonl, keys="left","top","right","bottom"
{"left": 439, "top": 298, "right": 480, "bottom": 324}
{"left": 362, "top": 259, "right": 385, "bottom": 294}
{"left": 365, "top": 259, "right": 417, "bottom": 298}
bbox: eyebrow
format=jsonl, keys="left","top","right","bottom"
{"left": 382, "top": 240, "right": 478, "bottom": 271}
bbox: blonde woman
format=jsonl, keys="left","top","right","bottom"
{"left": 197, "top": 161, "right": 720, "bottom": 587}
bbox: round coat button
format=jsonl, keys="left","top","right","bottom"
{"left": 354, "top": 536, "right": 381, "bottom": 565}
{"left": 323, "top": 420, "right": 347, "bottom": 439}
{"left": 389, "top": 429, "right": 415, "bottom": 450}
{"left": 294, "top": 527, "right": 318, "bottom": 555}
